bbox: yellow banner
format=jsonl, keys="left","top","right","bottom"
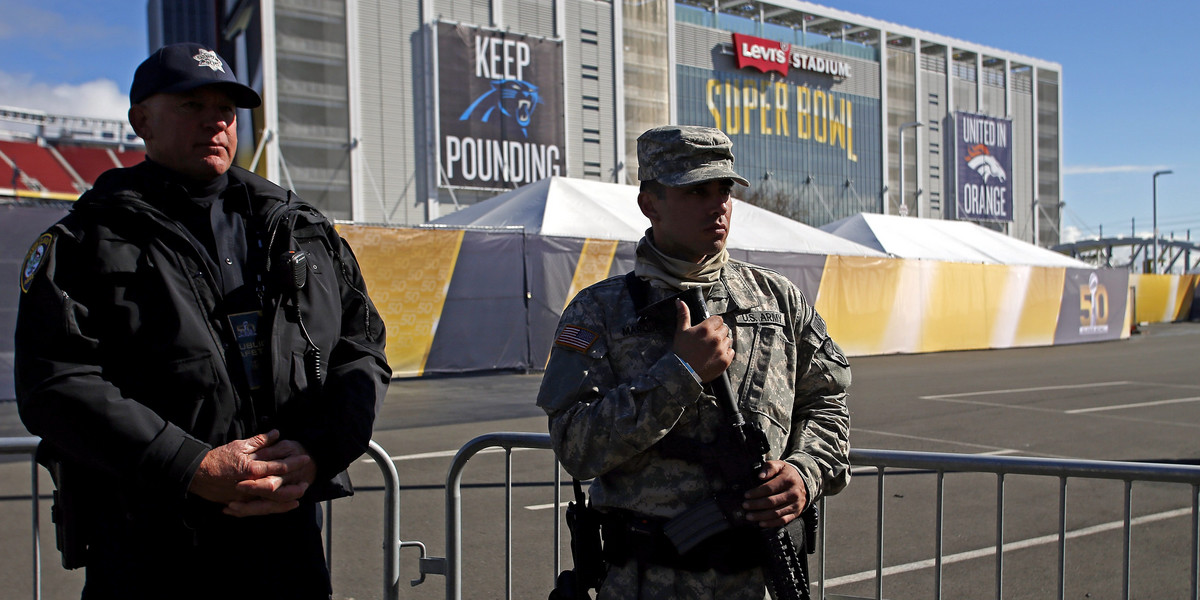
{"left": 1009, "top": 266, "right": 1066, "bottom": 347}
{"left": 815, "top": 256, "right": 906, "bottom": 356}
{"left": 564, "top": 239, "right": 619, "bottom": 310}
{"left": 338, "top": 226, "right": 464, "bottom": 377}
{"left": 817, "top": 256, "right": 1068, "bottom": 355}
{"left": 1130, "top": 273, "right": 1199, "bottom": 323}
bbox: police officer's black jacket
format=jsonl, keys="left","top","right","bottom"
{"left": 15, "top": 163, "right": 390, "bottom": 523}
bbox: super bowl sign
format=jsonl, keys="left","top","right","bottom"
{"left": 949, "top": 112, "right": 1013, "bottom": 222}
{"left": 436, "top": 22, "right": 565, "bottom": 189}
{"left": 1053, "top": 268, "right": 1129, "bottom": 344}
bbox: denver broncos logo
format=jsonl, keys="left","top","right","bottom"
{"left": 459, "top": 79, "right": 542, "bottom": 137}
{"left": 964, "top": 144, "right": 1007, "bottom": 184}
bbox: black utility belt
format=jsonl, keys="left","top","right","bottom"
{"left": 599, "top": 509, "right": 766, "bottom": 574}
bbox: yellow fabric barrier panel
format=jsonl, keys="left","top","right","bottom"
{"left": 1131, "top": 273, "right": 1199, "bottom": 323}
{"left": 1010, "top": 266, "right": 1067, "bottom": 347}
{"left": 564, "top": 239, "right": 620, "bottom": 310}
{"left": 921, "top": 261, "right": 995, "bottom": 352}
{"left": 815, "top": 256, "right": 907, "bottom": 356}
{"left": 921, "top": 263, "right": 1063, "bottom": 352}
{"left": 817, "top": 256, "right": 1069, "bottom": 355}
{"left": 337, "top": 225, "right": 465, "bottom": 377}
{"left": 1187, "top": 275, "right": 1200, "bottom": 320}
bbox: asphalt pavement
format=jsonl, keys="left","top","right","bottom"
{"left": 2, "top": 321, "right": 1198, "bottom": 599}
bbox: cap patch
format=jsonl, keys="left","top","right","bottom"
{"left": 21, "top": 233, "right": 53, "bottom": 293}
{"left": 555, "top": 324, "right": 598, "bottom": 353}
{"left": 130, "top": 43, "right": 261, "bottom": 108}
{"left": 193, "top": 49, "right": 225, "bottom": 73}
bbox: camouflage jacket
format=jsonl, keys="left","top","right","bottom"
{"left": 537, "top": 260, "right": 851, "bottom": 517}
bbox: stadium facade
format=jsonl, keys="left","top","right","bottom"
{"left": 155, "top": 0, "right": 1062, "bottom": 246}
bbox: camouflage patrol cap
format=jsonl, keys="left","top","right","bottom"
{"left": 637, "top": 125, "right": 749, "bottom": 187}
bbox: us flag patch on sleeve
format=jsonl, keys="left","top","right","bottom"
{"left": 555, "top": 324, "right": 598, "bottom": 353}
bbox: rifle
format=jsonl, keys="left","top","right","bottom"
{"left": 639, "top": 287, "right": 813, "bottom": 600}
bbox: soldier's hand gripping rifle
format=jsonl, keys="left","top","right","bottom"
{"left": 640, "top": 287, "right": 814, "bottom": 600}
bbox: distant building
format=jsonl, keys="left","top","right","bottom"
{"left": 148, "top": 0, "right": 219, "bottom": 51}
{"left": 177, "top": 0, "right": 1061, "bottom": 246}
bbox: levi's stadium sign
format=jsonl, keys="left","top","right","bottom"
{"left": 732, "top": 33, "right": 850, "bottom": 79}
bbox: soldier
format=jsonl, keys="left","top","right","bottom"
{"left": 538, "top": 125, "right": 851, "bottom": 599}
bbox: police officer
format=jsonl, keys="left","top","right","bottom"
{"left": 15, "top": 43, "right": 390, "bottom": 599}
{"left": 538, "top": 125, "right": 851, "bottom": 599}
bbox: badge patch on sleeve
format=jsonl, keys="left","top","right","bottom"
{"left": 822, "top": 338, "right": 850, "bottom": 368}
{"left": 20, "top": 233, "right": 54, "bottom": 293}
{"left": 555, "top": 324, "right": 598, "bottom": 353}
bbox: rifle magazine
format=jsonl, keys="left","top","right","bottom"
{"left": 662, "top": 497, "right": 732, "bottom": 555}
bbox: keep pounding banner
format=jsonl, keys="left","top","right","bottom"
{"left": 436, "top": 22, "right": 565, "bottom": 190}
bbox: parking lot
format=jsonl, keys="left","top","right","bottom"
{"left": 2, "top": 321, "right": 1198, "bottom": 599}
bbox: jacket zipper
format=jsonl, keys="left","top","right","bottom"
{"left": 97, "top": 194, "right": 256, "bottom": 433}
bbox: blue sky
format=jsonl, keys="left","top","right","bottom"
{"left": 0, "top": 0, "right": 1195, "bottom": 243}
{"left": 830, "top": 0, "right": 1200, "bottom": 244}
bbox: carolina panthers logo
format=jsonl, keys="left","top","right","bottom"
{"left": 964, "top": 144, "right": 1007, "bottom": 184}
{"left": 460, "top": 79, "right": 542, "bottom": 137}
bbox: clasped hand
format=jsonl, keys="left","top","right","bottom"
{"left": 187, "top": 429, "right": 318, "bottom": 517}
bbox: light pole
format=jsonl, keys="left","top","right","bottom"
{"left": 897, "top": 121, "right": 922, "bottom": 217}
{"left": 1152, "top": 169, "right": 1172, "bottom": 274}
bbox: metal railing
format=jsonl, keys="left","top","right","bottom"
{"left": 416, "top": 432, "right": 556, "bottom": 600}
{"left": 424, "top": 433, "right": 1200, "bottom": 600}
{"left": 8, "top": 433, "right": 1200, "bottom": 600}
{"left": 841, "top": 449, "right": 1200, "bottom": 600}
{"left": 0, "top": 437, "right": 406, "bottom": 600}
{"left": 0, "top": 437, "right": 42, "bottom": 600}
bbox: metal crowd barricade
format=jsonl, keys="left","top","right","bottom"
{"left": 0, "top": 437, "right": 407, "bottom": 600}
{"left": 0, "top": 436, "right": 42, "bottom": 600}
{"left": 7, "top": 433, "right": 1200, "bottom": 600}
{"left": 428, "top": 433, "right": 1200, "bottom": 600}
{"left": 843, "top": 449, "right": 1200, "bottom": 600}
{"left": 416, "top": 432, "right": 556, "bottom": 600}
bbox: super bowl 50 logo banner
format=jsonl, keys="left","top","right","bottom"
{"left": 1078, "top": 272, "right": 1109, "bottom": 335}
{"left": 950, "top": 112, "right": 1013, "bottom": 222}
{"left": 1053, "top": 268, "right": 1129, "bottom": 343}
{"left": 436, "top": 22, "right": 565, "bottom": 190}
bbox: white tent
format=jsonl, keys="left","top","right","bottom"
{"left": 820, "top": 213, "right": 1093, "bottom": 268}
{"left": 431, "top": 176, "right": 885, "bottom": 257}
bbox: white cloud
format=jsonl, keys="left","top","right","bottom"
{"left": 0, "top": 71, "right": 129, "bottom": 123}
{"left": 1060, "top": 225, "right": 1084, "bottom": 243}
{"left": 1063, "top": 165, "right": 1171, "bottom": 176}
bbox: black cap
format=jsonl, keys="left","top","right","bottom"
{"left": 130, "top": 43, "right": 261, "bottom": 108}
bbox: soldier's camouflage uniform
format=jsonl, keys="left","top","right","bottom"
{"left": 537, "top": 258, "right": 851, "bottom": 599}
